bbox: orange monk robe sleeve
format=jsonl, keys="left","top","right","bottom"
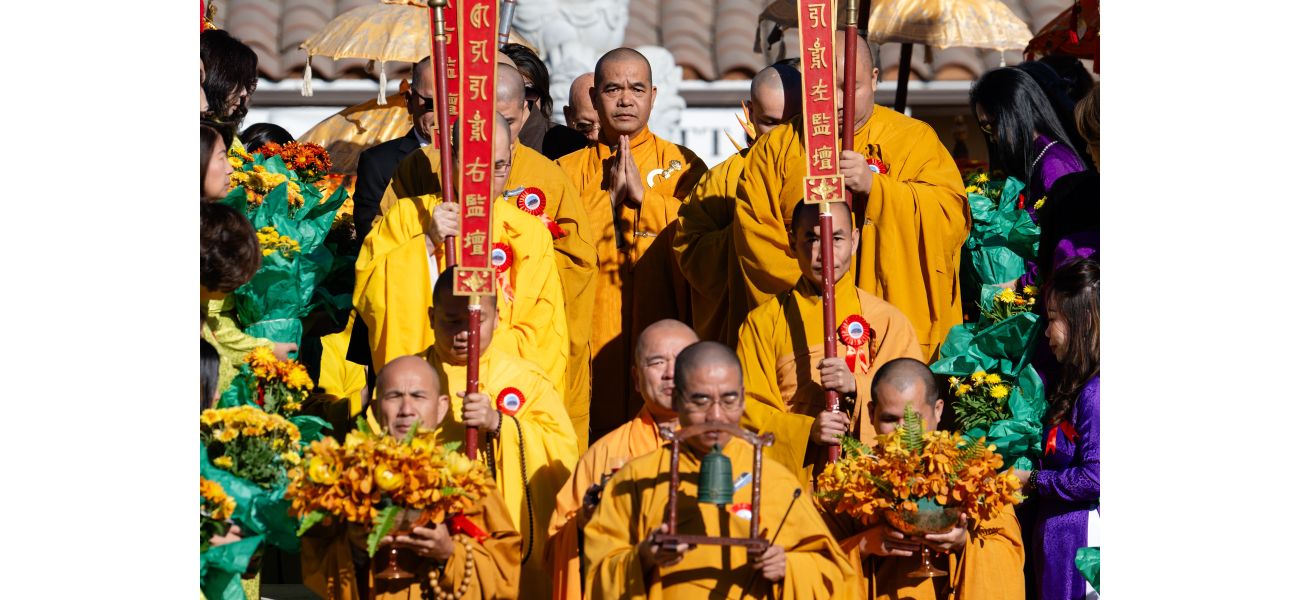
{"left": 512, "top": 145, "right": 599, "bottom": 448}
{"left": 733, "top": 122, "right": 805, "bottom": 312}
{"left": 580, "top": 457, "right": 651, "bottom": 599}
{"left": 673, "top": 150, "right": 749, "bottom": 344}
{"left": 854, "top": 110, "right": 970, "bottom": 362}
{"left": 848, "top": 291, "right": 925, "bottom": 439}
{"left": 427, "top": 489, "right": 523, "bottom": 600}
{"left": 378, "top": 146, "right": 441, "bottom": 218}
{"left": 545, "top": 410, "right": 663, "bottom": 600}
{"left": 352, "top": 195, "right": 439, "bottom": 369}
{"left": 736, "top": 298, "right": 815, "bottom": 477}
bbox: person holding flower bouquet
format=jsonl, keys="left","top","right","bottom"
{"left": 298, "top": 356, "right": 521, "bottom": 599}
{"left": 825, "top": 358, "right": 1026, "bottom": 600}
{"left": 737, "top": 200, "right": 923, "bottom": 486}
{"left": 1012, "top": 259, "right": 1099, "bottom": 600}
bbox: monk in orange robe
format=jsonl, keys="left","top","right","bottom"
{"left": 378, "top": 65, "right": 598, "bottom": 447}
{"left": 545, "top": 319, "right": 699, "bottom": 599}
{"left": 582, "top": 342, "right": 860, "bottom": 599}
{"left": 734, "top": 34, "right": 970, "bottom": 361}
{"left": 299, "top": 356, "right": 521, "bottom": 600}
{"left": 737, "top": 201, "right": 923, "bottom": 486}
{"left": 556, "top": 47, "right": 708, "bottom": 440}
{"left": 674, "top": 61, "right": 801, "bottom": 346}
{"left": 827, "top": 358, "right": 1025, "bottom": 600}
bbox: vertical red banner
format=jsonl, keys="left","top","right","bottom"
{"left": 453, "top": 0, "right": 498, "bottom": 296}
{"left": 798, "top": 0, "right": 846, "bottom": 204}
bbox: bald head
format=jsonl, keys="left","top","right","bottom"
{"left": 634, "top": 319, "right": 700, "bottom": 420}
{"left": 870, "top": 358, "right": 943, "bottom": 434}
{"left": 672, "top": 341, "right": 744, "bottom": 452}
{"left": 592, "top": 48, "right": 656, "bottom": 140}
{"left": 593, "top": 48, "right": 653, "bottom": 86}
{"left": 431, "top": 268, "right": 499, "bottom": 366}
{"left": 749, "top": 62, "right": 802, "bottom": 137}
{"left": 496, "top": 64, "right": 528, "bottom": 140}
{"left": 375, "top": 355, "right": 446, "bottom": 438}
{"left": 565, "top": 72, "right": 599, "bottom": 142}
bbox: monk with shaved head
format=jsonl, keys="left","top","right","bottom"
{"left": 353, "top": 108, "right": 569, "bottom": 417}
{"left": 582, "top": 340, "right": 859, "bottom": 598}
{"left": 735, "top": 31, "right": 970, "bottom": 364}
{"left": 821, "top": 357, "right": 1026, "bottom": 600}
{"left": 546, "top": 319, "right": 699, "bottom": 599}
{"left": 674, "top": 60, "right": 802, "bottom": 346}
{"left": 414, "top": 268, "right": 579, "bottom": 592}
{"left": 557, "top": 47, "right": 708, "bottom": 442}
{"left": 564, "top": 72, "right": 600, "bottom": 143}
{"left": 299, "top": 354, "right": 523, "bottom": 600}
{"left": 489, "top": 62, "right": 602, "bottom": 450}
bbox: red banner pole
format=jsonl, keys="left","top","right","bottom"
{"left": 798, "top": 0, "right": 847, "bottom": 466}
{"left": 841, "top": 2, "right": 858, "bottom": 163}
{"left": 454, "top": 0, "right": 499, "bottom": 461}
{"left": 431, "top": 0, "right": 457, "bottom": 266}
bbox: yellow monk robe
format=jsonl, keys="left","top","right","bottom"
{"left": 202, "top": 295, "right": 273, "bottom": 393}
{"left": 546, "top": 406, "right": 667, "bottom": 600}
{"left": 556, "top": 127, "right": 707, "bottom": 437}
{"left": 422, "top": 342, "right": 579, "bottom": 593}
{"left": 315, "top": 312, "right": 368, "bottom": 419}
{"left": 353, "top": 193, "right": 569, "bottom": 385}
{"left": 736, "top": 277, "right": 923, "bottom": 485}
{"left": 673, "top": 148, "right": 752, "bottom": 346}
{"left": 827, "top": 506, "right": 1025, "bottom": 600}
{"left": 299, "top": 487, "right": 521, "bottom": 600}
{"left": 734, "top": 107, "right": 970, "bottom": 361}
{"left": 583, "top": 436, "right": 861, "bottom": 599}
{"left": 379, "top": 143, "right": 599, "bottom": 447}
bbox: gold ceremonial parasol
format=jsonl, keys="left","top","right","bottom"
{"left": 299, "top": 0, "right": 432, "bottom": 104}
{"left": 866, "top": 0, "right": 1031, "bottom": 111}
{"left": 298, "top": 84, "right": 413, "bottom": 175}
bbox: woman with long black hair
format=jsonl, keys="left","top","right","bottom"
{"left": 200, "top": 29, "right": 259, "bottom": 128}
{"left": 970, "top": 67, "right": 1087, "bottom": 216}
{"left": 1016, "top": 258, "right": 1100, "bottom": 600}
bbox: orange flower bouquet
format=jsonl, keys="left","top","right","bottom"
{"left": 258, "top": 141, "right": 333, "bottom": 183}
{"left": 817, "top": 404, "right": 1022, "bottom": 527}
{"left": 285, "top": 421, "right": 495, "bottom": 557}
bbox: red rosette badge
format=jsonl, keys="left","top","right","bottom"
{"left": 514, "top": 186, "right": 568, "bottom": 240}
{"left": 837, "top": 315, "right": 877, "bottom": 372}
{"left": 496, "top": 387, "right": 525, "bottom": 416}
{"left": 730, "top": 502, "right": 753, "bottom": 521}
{"left": 490, "top": 242, "right": 515, "bottom": 302}
{"left": 490, "top": 242, "right": 513, "bottom": 274}
{"left": 865, "top": 157, "right": 889, "bottom": 175}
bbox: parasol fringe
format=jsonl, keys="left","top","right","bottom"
{"left": 376, "top": 61, "right": 387, "bottom": 105}
{"left": 301, "top": 55, "right": 314, "bottom": 97}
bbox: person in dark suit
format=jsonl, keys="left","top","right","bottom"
{"left": 352, "top": 57, "right": 435, "bottom": 247}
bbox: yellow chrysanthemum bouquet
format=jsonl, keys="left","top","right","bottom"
{"left": 223, "top": 346, "right": 313, "bottom": 417}
{"left": 286, "top": 420, "right": 495, "bottom": 557}
{"left": 961, "top": 170, "right": 1039, "bottom": 309}
{"left": 202, "top": 405, "right": 303, "bottom": 491}
{"left": 948, "top": 371, "right": 1015, "bottom": 432}
{"left": 816, "top": 405, "right": 1022, "bottom": 548}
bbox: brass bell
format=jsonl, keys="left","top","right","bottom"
{"left": 697, "top": 444, "right": 734, "bottom": 506}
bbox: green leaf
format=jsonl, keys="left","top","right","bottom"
{"left": 902, "top": 404, "right": 924, "bottom": 452}
{"left": 355, "top": 415, "right": 374, "bottom": 437}
{"left": 368, "top": 505, "right": 402, "bottom": 557}
{"left": 442, "top": 441, "right": 462, "bottom": 452}
{"left": 297, "top": 510, "right": 327, "bottom": 536}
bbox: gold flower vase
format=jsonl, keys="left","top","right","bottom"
{"left": 373, "top": 508, "right": 428, "bottom": 582}
{"left": 884, "top": 498, "right": 961, "bottom": 578}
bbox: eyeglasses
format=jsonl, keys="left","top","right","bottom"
{"left": 493, "top": 160, "right": 512, "bottom": 175}
{"left": 409, "top": 89, "right": 434, "bottom": 111}
{"left": 523, "top": 84, "right": 540, "bottom": 103}
{"left": 979, "top": 120, "right": 995, "bottom": 135}
{"left": 680, "top": 395, "right": 743, "bottom": 413}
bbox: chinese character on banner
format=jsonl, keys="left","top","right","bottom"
{"left": 446, "top": 0, "right": 460, "bottom": 119}
{"left": 454, "top": 0, "right": 498, "bottom": 295}
{"left": 798, "top": 0, "right": 844, "bottom": 205}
